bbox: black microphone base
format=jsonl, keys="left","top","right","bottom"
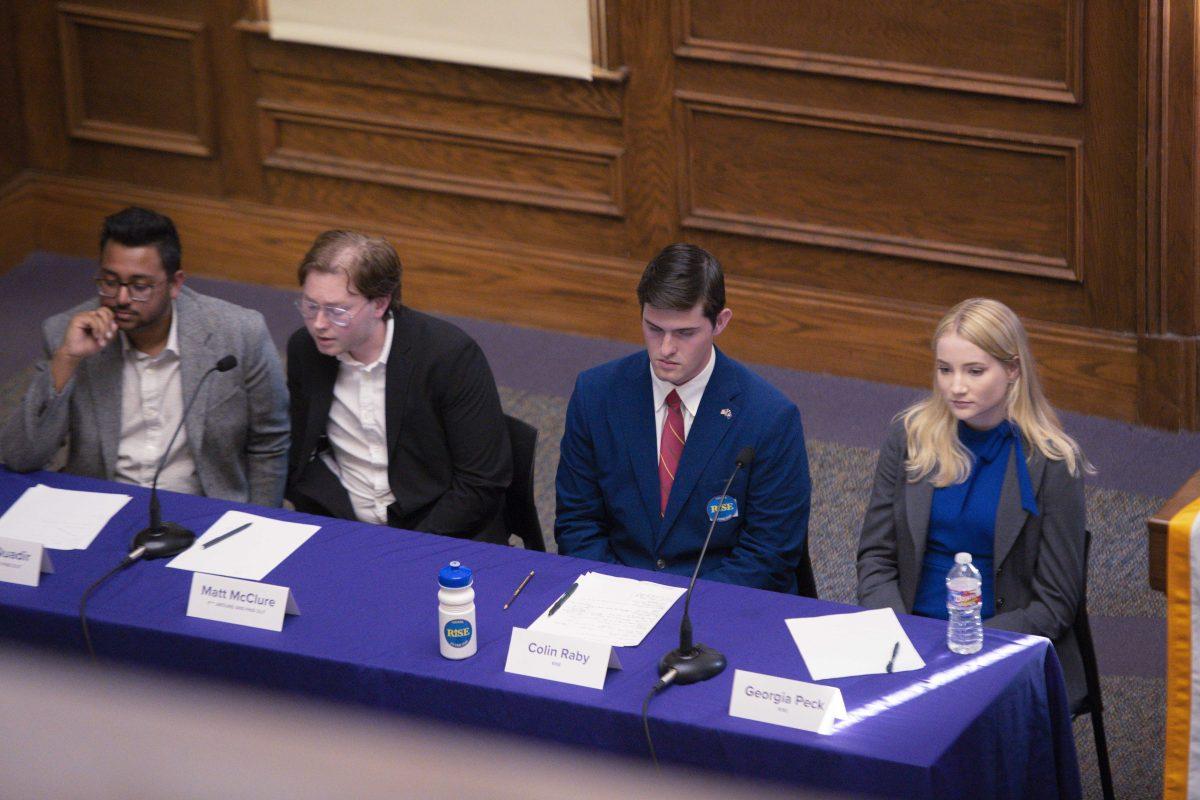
{"left": 658, "top": 644, "right": 727, "bottom": 685}
{"left": 132, "top": 522, "right": 196, "bottom": 560}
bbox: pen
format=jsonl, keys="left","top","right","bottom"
{"left": 504, "top": 570, "right": 535, "bottom": 610}
{"left": 202, "top": 522, "right": 252, "bottom": 549}
{"left": 885, "top": 640, "right": 900, "bottom": 673}
{"left": 547, "top": 582, "right": 578, "bottom": 616}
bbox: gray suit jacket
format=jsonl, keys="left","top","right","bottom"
{"left": 857, "top": 420, "right": 1087, "bottom": 708}
{"left": 0, "top": 287, "right": 289, "bottom": 507}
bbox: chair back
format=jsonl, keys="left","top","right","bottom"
{"left": 1074, "top": 529, "right": 1115, "bottom": 800}
{"left": 796, "top": 535, "right": 818, "bottom": 599}
{"left": 503, "top": 414, "right": 544, "bottom": 551}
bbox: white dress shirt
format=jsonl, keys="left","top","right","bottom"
{"left": 650, "top": 346, "right": 716, "bottom": 454}
{"left": 114, "top": 304, "right": 201, "bottom": 494}
{"left": 322, "top": 315, "right": 396, "bottom": 524}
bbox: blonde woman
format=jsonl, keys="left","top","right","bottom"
{"left": 856, "top": 298, "right": 1090, "bottom": 707}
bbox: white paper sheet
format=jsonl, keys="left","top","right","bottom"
{"left": 0, "top": 484, "right": 132, "bottom": 550}
{"left": 528, "top": 571, "right": 686, "bottom": 647}
{"left": 785, "top": 608, "right": 925, "bottom": 681}
{"left": 166, "top": 510, "right": 319, "bottom": 581}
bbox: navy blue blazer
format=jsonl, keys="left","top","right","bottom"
{"left": 555, "top": 348, "right": 810, "bottom": 592}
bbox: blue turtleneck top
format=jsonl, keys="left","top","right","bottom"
{"left": 912, "top": 420, "right": 1038, "bottom": 620}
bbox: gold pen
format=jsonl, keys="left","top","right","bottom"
{"left": 504, "top": 570, "right": 535, "bottom": 610}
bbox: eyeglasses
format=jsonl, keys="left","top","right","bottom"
{"left": 294, "top": 297, "right": 361, "bottom": 328}
{"left": 95, "top": 275, "right": 163, "bottom": 303}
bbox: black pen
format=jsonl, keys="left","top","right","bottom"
{"left": 547, "top": 582, "right": 578, "bottom": 616}
{"left": 504, "top": 570, "right": 535, "bottom": 610}
{"left": 885, "top": 640, "right": 900, "bottom": 673}
{"left": 202, "top": 522, "right": 252, "bottom": 549}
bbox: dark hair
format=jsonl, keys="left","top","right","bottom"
{"left": 636, "top": 243, "right": 725, "bottom": 325}
{"left": 100, "top": 207, "right": 182, "bottom": 277}
{"left": 297, "top": 230, "right": 402, "bottom": 309}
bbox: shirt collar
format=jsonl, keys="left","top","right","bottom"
{"left": 651, "top": 346, "right": 716, "bottom": 418}
{"left": 120, "top": 300, "right": 179, "bottom": 361}
{"left": 337, "top": 313, "right": 394, "bottom": 372}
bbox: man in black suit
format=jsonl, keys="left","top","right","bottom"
{"left": 286, "top": 230, "right": 511, "bottom": 542}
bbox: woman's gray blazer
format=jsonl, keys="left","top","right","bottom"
{"left": 856, "top": 420, "right": 1087, "bottom": 708}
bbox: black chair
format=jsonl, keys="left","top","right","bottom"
{"left": 503, "top": 414, "right": 544, "bottom": 552}
{"left": 795, "top": 535, "right": 818, "bottom": 599}
{"left": 1073, "top": 530, "right": 1114, "bottom": 800}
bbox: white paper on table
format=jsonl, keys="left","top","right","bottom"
{"left": 528, "top": 571, "right": 686, "bottom": 647}
{"left": 0, "top": 484, "right": 132, "bottom": 550}
{"left": 166, "top": 510, "right": 319, "bottom": 581}
{"left": 785, "top": 607, "right": 925, "bottom": 681}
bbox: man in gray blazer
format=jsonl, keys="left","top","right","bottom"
{"left": 0, "top": 207, "right": 289, "bottom": 507}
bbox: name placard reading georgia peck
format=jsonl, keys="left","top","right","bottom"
{"left": 0, "top": 537, "right": 54, "bottom": 587}
{"left": 504, "top": 627, "right": 618, "bottom": 690}
{"left": 186, "top": 572, "right": 299, "bottom": 632}
{"left": 728, "top": 669, "right": 847, "bottom": 735}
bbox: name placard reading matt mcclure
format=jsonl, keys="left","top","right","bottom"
{"left": 0, "top": 537, "right": 54, "bottom": 587}
{"left": 187, "top": 572, "right": 299, "bottom": 632}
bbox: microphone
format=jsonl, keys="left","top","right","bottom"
{"left": 129, "top": 355, "right": 238, "bottom": 562}
{"left": 658, "top": 445, "right": 754, "bottom": 685}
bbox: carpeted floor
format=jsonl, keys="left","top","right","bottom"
{"left": 4, "top": 251, "right": 1197, "bottom": 799}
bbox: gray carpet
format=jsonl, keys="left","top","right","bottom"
{"left": 2, "top": 252, "right": 1185, "bottom": 799}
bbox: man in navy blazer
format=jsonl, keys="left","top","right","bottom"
{"left": 555, "top": 244, "right": 811, "bottom": 592}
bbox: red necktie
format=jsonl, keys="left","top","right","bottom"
{"left": 659, "top": 389, "right": 685, "bottom": 516}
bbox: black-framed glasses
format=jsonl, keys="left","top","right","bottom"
{"left": 94, "top": 275, "right": 163, "bottom": 303}
{"left": 294, "top": 297, "right": 361, "bottom": 328}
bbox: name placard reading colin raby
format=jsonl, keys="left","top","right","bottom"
{"left": 186, "top": 572, "right": 299, "bottom": 632}
{"left": 505, "top": 627, "right": 620, "bottom": 690}
{"left": 0, "top": 537, "right": 54, "bottom": 587}
{"left": 728, "top": 669, "right": 847, "bottom": 735}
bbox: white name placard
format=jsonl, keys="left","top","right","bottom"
{"left": 729, "top": 669, "right": 847, "bottom": 735}
{"left": 504, "top": 627, "right": 620, "bottom": 690}
{"left": 0, "top": 537, "right": 54, "bottom": 587}
{"left": 186, "top": 573, "right": 299, "bottom": 632}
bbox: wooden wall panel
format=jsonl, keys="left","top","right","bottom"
{"left": 57, "top": 3, "right": 214, "bottom": 156}
{"left": 679, "top": 97, "right": 1080, "bottom": 281}
{"left": 259, "top": 101, "right": 624, "bottom": 217}
{"left": 0, "top": 0, "right": 1195, "bottom": 428}
{"left": 678, "top": 0, "right": 1081, "bottom": 103}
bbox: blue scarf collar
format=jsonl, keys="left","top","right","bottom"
{"left": 958, "top": 420, "right": 1039, "bottom": 517}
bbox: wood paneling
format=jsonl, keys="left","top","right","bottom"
{"left": 259, "top": 100, "right": 624, "bottom": 217}
{"left": 677, "top": 0, "right": 1082, "bottom": 103}
{"left": 57, "top": 3, "right": 214, "bottom": 157}
{"left": 678, "top": 95, "right": 1080, "bottom": 281}
{"left": 0, "top": 0, "right": 1196, "bottom": 428}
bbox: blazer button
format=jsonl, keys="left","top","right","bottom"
{"left": 996, "top": 597, "right": 1005, "bottom": 609}
{"left": 655, "top": 558, "right": 667, "bottom": 570}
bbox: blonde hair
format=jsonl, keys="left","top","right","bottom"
{"left": 899, "top": 298, "right": 1092, "bottom": 487}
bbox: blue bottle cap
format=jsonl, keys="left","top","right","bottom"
{"left": 439, "top": 560, "right": 472, "bottom": 588}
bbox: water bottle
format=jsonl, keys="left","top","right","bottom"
{"left": 946, "top": 552, "right": 983, "bottom": 654}
{"left": 438, "top": 561, "right": 477, "bottom": 659}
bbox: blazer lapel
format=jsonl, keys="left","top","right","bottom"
{"left": 657, "top": 353, "right": 739, "bottom": 546}
{"left": 82, "top": 341, "right": 124, "bottom": 478}
{"left": 994, "top": 445, "right": 1045, "bottom": 568}
{"left": 611, "top": 354, "right": 660, "bottom": 530}
{"left": 905, "top": 478, "right": 933, "bottom": 568}
{"left": 385, "top": 311, "right": 412, "bottom": 472}
{"left": 176, "top": 291, "right": 215, "bottom": 458}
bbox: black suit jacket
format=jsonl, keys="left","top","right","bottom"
{"left": 286, "top": 306, "right": 511, "bottom": 543}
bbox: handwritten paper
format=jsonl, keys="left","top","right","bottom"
{"left": 528, "top": 571, "right": 685, "bottom": 647}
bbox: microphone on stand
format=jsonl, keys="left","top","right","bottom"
{"left": 658, "top": 445, "right": 755, "bottom": 685}
{"left": 128, "top": 355, "right": 238, "bottom": 563}
{"left": 81, "top": 355, "right": 238, "bottom": 658}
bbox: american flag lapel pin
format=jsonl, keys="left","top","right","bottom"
{"left": 720, "top": 408, "right": 732, "bottom": 419}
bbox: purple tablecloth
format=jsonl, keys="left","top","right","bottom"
{"left": 0, "top": 468, "right": 1080, "bottom": 799}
